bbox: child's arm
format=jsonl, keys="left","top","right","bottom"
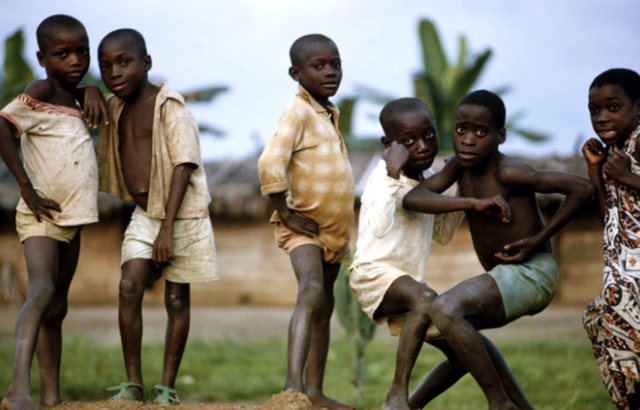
{"left": 0, "top": 118, "right": 61, "bottom": 221}
{"left": 495, "top": 164, "right": 594, "bottom": 263}
{"left": 267, "top": 192, "right": 319, "bottom": 237}
{"left": 76, "top": 86, "right": 109, "bottom": 129}
{"left": 582, "top": 138, "right": 608, "bottom": 220}
{"left": 363, "top": 142, "right": 410, "bottom": 238}
{"left": 403, "top": 156, "right": 511, "bottom": 222}
{"left": 152, "top": 163, "right": 197, "bottom": 268}
{"left": 259, "top": 112, "right": 320, "bottom": 237}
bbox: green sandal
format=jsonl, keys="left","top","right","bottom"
{"left": 151, "top": 384, "right": 180, "bottom": 406}
{"left": 106, "top": 382, "right": 144, "bottom": 401}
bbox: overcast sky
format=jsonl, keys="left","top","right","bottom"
{"left": 1, "top": 0, "right": 639, "bottom": 161}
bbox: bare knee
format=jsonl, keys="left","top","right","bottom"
{"left": 26, "top": 279, "right": 57, "bottom": 311}
{"left": 165, "top": 291, "right": 189, "bottom": 314}
{"left": 412, "top": 287, "right": 437, "bottom": 320}
{"left": 430, "top": 294, "right": 459, "bottom": 331}
{"left": 296, "top": 280, "right": 324, "bottom": 312}
{"left": 119, "top": 276, "right": 145, "bottom": 305}
{"left": 43, "top": 297, "right": 69, "bottom": 327}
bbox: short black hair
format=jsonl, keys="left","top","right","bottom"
{"left": 289, "top": 34, "right": 336, "bottom": 66}
{"left": 458, "top": 90, "right": 506, "bottom": 129}
{"left": 36, "top": 15, "right": 86, "bottom": 52}
{"left": 590, "top": 68, "right": 640, "bottom": 102}
{"left": 99, "top": 28, "right": 148, "bottom": 58}
{"left": 379, "top": 98, "right": 433, "bottom": 135}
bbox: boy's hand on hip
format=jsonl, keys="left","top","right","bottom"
{"left": 495, "top": 237, "right": 535, "bottom": 263}
{"left": 282, "top": 212, "right": 319, "bottom": 238}
{"left": 474, "top": 195, "right": 511, "bottom": 223}
{"left": 582, "top": 138, "right": 607, "bottom": 165}
{"left": 153, "top": 225, "right": 174, "bottom": 268}
{"left": 21, "top": 185, "right": 61, "bottom": 222}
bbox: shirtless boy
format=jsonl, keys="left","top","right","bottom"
{"left": 403, "top": 90, "right": 594, "bottom": 410}
{"left": 258, "top": 34, "right": 354, "bottom": 408}
{"left": 350, "top": 98, "right": 533, "bottom": 410}
{"left": 97, "top": 29, "right": 218, "bottom": 405}
{"left": 0, "top": 15, "right": 106, "bottom": 410}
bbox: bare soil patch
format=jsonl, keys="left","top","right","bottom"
{"left": 49, "top": 391, "right": 330, "bottom": 410}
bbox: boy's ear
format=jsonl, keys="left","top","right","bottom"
{"left": 289, "top": 66, "right": 300, "bottom": 81}
{"left": 36, "top": 51, "right": 45, "bottom": 67}
{"left": 144, "top": 55, "right": 152, "bottom": 71}
{"left": 498, "top": 128, "right": 507, "bottom": 144}
{"left": 381, "top": 136, "right": 391, "bottom": 148}
{"left": 634, "top": 98, "right": 640, "bottom": 116}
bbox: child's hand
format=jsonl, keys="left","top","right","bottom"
{"left": 603, "top": 148, "right": 631, "bottom": 183}
{"left": 474, "top": 195, "right": 511, "bottom": 223}
{"left": 152, "top": 225, "right": 174, "bottom": 268}
{"left": 282, "top": 212, "right": 319, "bottom": 238}
{"left": 495, "top": 236, "right": 536, "bottom": 263}
{"left": 384, "top": 141, "right": 409, "bottom": 179}
{"left": 582, "top": 138, "right": 607, "bottom": 165}
{"left": 82, "top": 86, "right": 109, "bottom": 128}
{"left": 21, "top": 185, "right": 61, "bottom": 222}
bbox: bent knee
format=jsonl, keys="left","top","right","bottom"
{"left": 430, "top": 294, "right": 460, "bottom": 328}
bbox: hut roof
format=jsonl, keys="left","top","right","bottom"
{"left": 0, "top": 150, "right": 590, "bottom": 220}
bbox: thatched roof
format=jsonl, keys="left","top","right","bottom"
{"left": 0, "top": 150, "right": 591, "bottom": 221}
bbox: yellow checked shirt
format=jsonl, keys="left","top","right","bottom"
{"left": 258, "top": 85, "right": 354, "bottom": 252}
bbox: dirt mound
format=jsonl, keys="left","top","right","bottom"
{"left": 50, "top": 391, "right": 320, "bottom": 410}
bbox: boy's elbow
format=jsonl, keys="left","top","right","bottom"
{"left": 403, "top": 192, "right": 418, "bottom": 211}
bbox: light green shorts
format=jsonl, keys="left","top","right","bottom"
{"left": 488, "top": 253, "right": 559, "bottom": 321}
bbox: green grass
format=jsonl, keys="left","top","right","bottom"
{"left": 0, "top": 335, "right": 616, "bottom": 410}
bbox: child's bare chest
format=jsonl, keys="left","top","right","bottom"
{"left": 460, "top": 171, "right": 506, "bottom": 199}
{"left": 118, "top": 105, "right": 154, "bottom": 156}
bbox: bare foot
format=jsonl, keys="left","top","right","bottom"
{"left": 383, "top": 396, "right": 412, "bottom": 410}
{"left": 2, "top": 395, "right": 39, "bottom": 410}
{"left": 39, "top": 391, "right": 62, "bottom": 408}
{"left": 307, "top": 393, "right": 355, "bottom": 409}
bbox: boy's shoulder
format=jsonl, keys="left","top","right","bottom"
{"left": 23, "top": 79, "right": 54, "bottom": 103}
{"left": 283, "top": 85, "right": 333, "bottom": 119}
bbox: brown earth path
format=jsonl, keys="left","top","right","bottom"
{"left": 0, "top": 304, "right": 588, "bottom": 410}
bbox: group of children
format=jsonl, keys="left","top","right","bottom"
{"left": 0, "top": 12, "right": 638, "bottom": 410}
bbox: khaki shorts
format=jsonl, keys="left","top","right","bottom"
{"left": 122, "top": 207, "right": 219, "bottom": 284}
{"left": 15, "top": 211, "right": 79, "bottom": 244}
{"left": 274, "top": 222, "right": 350, "bottom": 265}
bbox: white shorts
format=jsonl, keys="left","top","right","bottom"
{"left": 121, "top": 207, "right": 219, "bottom": 284}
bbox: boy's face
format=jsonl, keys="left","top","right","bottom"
{"left": 289, "top": 41, "right": 342, "bottom": 103}
{"left": 453, "top": 104, "right": 505, "bottom": 168}
{"left": 37, "top": 29, "right": 90, "bottom": 87}
{"left": 588, "top": 84, "right": 640, "bottom": 147}
{"left": 98, "top": 39, "right": 151, "bottom": 100}
{"left": 382, "top": 109, "right": 438, "bottom": 173}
